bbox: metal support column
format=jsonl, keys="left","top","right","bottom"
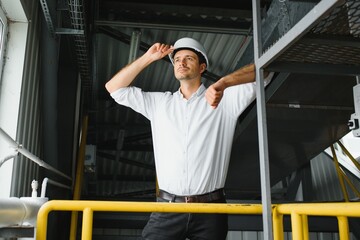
{"left": 252, "top": 0, "right": 273, "bottom": 239}
{"left": 128, "top": 30, "right": 141, "bottom": 63}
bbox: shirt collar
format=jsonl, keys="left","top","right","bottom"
{"left": 177, "top": 84, "right": 206, "bottom": 99}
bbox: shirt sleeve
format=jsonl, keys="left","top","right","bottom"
{"left": 110, "top": 86, "right": 161, "bottom": 120}
{"left": 221, "top": 71, "right": 275, "bottom": 118}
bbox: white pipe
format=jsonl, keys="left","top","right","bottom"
{"left": 0, "top": 198, "right": 26, "bottom": 227}
{"left": 0, "top": 177, "right": 72, "bottom": 228}
{"left": 0, "top": 127, "right": 72, "bottom": 180}
{"left": 41, "top": 178, "right": 48, "bottom": 198}
{"left": 20, "top": 197, "right": 48, "bottom": 226}
{"left": 40, "top": 177, "right": 71, "bottom": 198}
{"left": 0, "top": 152, "right": 18, "bottom": 167}
{"left": 0, "top": 197, "right": 48, "bottom": 227}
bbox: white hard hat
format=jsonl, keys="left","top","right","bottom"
{"left": 169, "top": 37, "right": 209, "bottom": 69}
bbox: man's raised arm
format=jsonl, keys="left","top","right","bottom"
{"left": 205, "top": 64, "right": 271, "bottom": 109}
{"left": 105, "top": 43, "right": 174, "bottom": 94}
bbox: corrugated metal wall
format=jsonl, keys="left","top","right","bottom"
{"left": 225, "top": 149, "right": 360, "bottom": 240}
{"left": 11, "top": 0, "right": 42, "bottom": 198}
{"left": 312, "top": 151, "right": 360, "bottom": 201}
{"left": 227, "top": 230, "right": 356, "bottom": 240}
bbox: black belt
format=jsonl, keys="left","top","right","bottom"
{"left": 158, "top": 189, "right": 225, "bottom": 203}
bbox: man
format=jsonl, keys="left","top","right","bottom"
{"left": 105, "top": 37, "right": 272, "bottom": 240}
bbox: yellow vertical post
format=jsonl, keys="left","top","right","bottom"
{"left": 337, "top": 216, "right": 349, "bottom": 240}
{"left": 155, "top": 177, "right": 159, "bottom": 197}
{"left": 70, "top": 116, "right": 88, "bottom": 240}
{"left": 330, "top": 145, "right": 349, "bottom": 202}
{"left": 339, "top": 169, "right": 360, "bottom": 198}
{"left": 291, "top": 212, "right": 303, "bottom": 240}
{"left": 36, "top": 205, "right": 50, "bottom": 240}
{"left": 334, "top": 141, "right": 360, "bottom": 198}
{"left": 82, "top": 208, "right": 94, "bottom": 240}
{"left": 272, "top": 206, "right": 284, "bottom": 240}
{"left": 301, "top": 214, "right": 309, "bottom": 240}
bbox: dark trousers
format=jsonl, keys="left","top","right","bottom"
{"left": 142, "top": 198, "right": 228, "bottom": 240}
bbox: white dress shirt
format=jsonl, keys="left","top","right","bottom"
{"left": 110, "top": 74, "right": 272, "bottom": 196}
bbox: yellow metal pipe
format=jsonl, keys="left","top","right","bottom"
{"left": 301, "top": 214, "right": 309, "bottom": 240}
{"left": 37, "top": 200, "right": 263, "bottom": 240}
{"left": 70, "top": 115, "right": 89, "bottom": 240}
{"left": 82, "top": 208, "right": 93, "bottom": 240}
{"left": 73, "top": 116, "right": 88, "bottom": 199}
{"left": 39, "top": 200, "right": 263, "bottom": 214}
{"left": 272, "top": 206, "right": 284, "bottom": 240}
{"left": 337, "top": 216, "right": 349, "bottom": 240}
{"left": 37, "top": 206, "right": 49, "bottom": 240}
{"left": 291, "top": 212, "right": 303, "bottom": 240}
{"left": 338, "top": 166, "right": 360, "bottom": 198}
{"left": 69, "top": 212, "right": 79, "bottom": 240}
{"left": 331, "top": 145, "right": 349, "bottom": 201}
{"left": 276, "top": 202, "right": 360, "bottom": 216}
{"left": 337, "top": 140, "right": 360, "bottom": 171}
{"left": 36, "top": 200, "right": 360, "bottom": 240}
{"left": 155, "top": 177, "right": 159, "bottom": 197}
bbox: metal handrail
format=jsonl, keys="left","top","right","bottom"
{"left": 36, "top": 200, "right": 360, "bottom": 240}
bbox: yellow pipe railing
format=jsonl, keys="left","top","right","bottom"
{"left": 275, "top": 202, "right": 360, "bottom": 240}
{"left": 36, "top": 200, "right": 360, "bottom": 240}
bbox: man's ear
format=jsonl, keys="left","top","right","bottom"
{"left": 200, "top": 63, "right": 207, "bottom": 74}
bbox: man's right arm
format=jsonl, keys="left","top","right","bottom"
{"left": 105, "top": 43, "right": 174, "bottom": 94}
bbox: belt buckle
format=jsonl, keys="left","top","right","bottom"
{"left": 185, "top": 196, "right": 191, "bottom": 203}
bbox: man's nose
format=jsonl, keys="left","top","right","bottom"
{"left": 180, "top": 59, "right": 187, "bottom": 65}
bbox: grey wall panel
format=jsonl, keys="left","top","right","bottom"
{"left": 11, "top": 0, "right": 41, "bottom": 198}
{"left": 311, "top": 152, "right": 360, "bottom": 201}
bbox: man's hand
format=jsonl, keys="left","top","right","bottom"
{"left": 204, "top": 63, "right": 258, "bottom": 109}
{"left": 145, "top": 43, "right": 174, "bottom": 62}
{"left": 205, "top": 80, "right": 226, "bottom": 109}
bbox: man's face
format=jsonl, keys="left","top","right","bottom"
{"left": 173, "top": 49, "right": 206, "bottom": 81}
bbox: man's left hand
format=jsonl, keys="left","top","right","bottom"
{"left": 205, "top": 81, "right": 226, "bottom": 109}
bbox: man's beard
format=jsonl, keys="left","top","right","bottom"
{"left": 175, "top": 71, "right": 197, "bottom": 81}
{"left": 177, "top": 75, "right": 192, "bottom": 81}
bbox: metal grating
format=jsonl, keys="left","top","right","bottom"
{"left": 278, "top": 42, "right": 359, "bottom": 65}
{"left": 97, "top": 2, "right": 253, "bottom": 35}
{"left": 39, "top": 0, "right": 55, "bottom": 37}
{"left": 67, "top": 0, "right": 92, "bottom": 107}
{"left": 276, "top": 0, "right": 360, "bottom": 69}
{"left": 312, "top": 0, "right": 360, "bottom": 37}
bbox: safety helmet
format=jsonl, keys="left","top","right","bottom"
{"left": 169, "top": 37, "right": 209, "bottom": 69}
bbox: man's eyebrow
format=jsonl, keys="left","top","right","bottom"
{"left": 174, "top": 54, "right": 196, "bottom": 59}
